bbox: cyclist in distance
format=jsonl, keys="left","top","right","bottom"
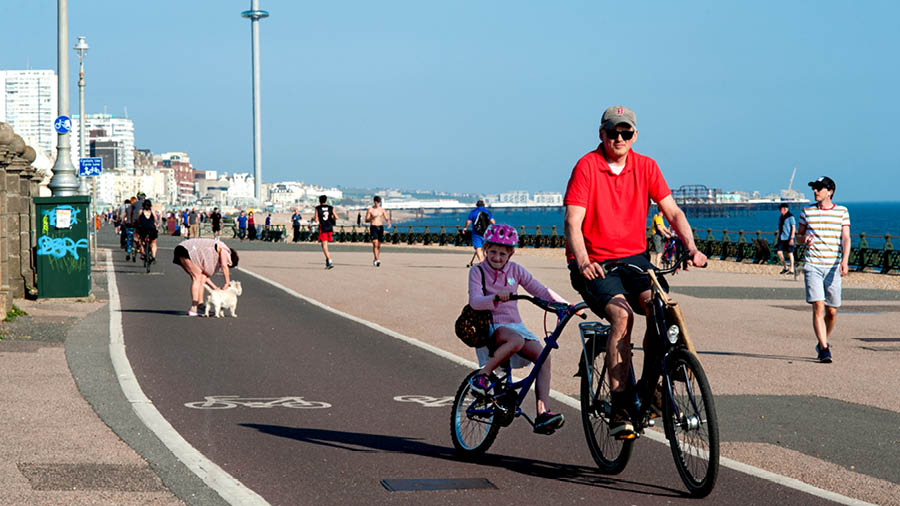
{"left": 564, "top": 105, "right": 707, "bottom": 439}
{"left": 135, "top": 199, "right": 158, "bottom": 262}
{"left": 467, "top": 224, "right": 571, "bottom": 434}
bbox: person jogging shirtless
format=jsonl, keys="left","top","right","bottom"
{"left": 365, "top": 196, "right": 391, "bottom": 267}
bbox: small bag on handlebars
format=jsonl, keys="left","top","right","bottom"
{"left": 454, "top": 265, "right": 494, "bottom": 348}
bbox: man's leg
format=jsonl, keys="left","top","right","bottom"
{"left": 475, "top": 247, "right": 485, "bottom": 263}
{"left": 788, "top": 251, "right": 795, "bottom": 274}
{"left": 604, "top": 295, "right": 635, "bottom": 392}
{"left": 777, "top": 250, "right": 786, "bottom": 270}
{"left": 321, "top": 241, "right": 332, "bottom": 263}
{"left": 372, "top": 240, "right": 379, "bottom": 261}
{"left": 812, "top": 301, "right": 828, "bottom": 350}
{"left": 825, "top": 305, "right": 838, "bottom": 338}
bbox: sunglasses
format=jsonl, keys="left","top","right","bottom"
{"left": 604, "top": 128, "right": 635, "bottom": 141}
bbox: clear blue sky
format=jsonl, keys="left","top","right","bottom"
{"left": 2, "top": 1, "right": 898, "bottom": 201}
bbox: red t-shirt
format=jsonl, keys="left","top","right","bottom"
{"left": 564, "top": 146, "right": 671, "bottom": 263}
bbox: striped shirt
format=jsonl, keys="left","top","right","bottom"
{"left": 799, "top": 204, "right": 850, "bottom": 267}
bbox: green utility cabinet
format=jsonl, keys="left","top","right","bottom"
{"left": 33, "top": 196, "right": 92, "bottom": 298}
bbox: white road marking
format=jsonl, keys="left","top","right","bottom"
{"left": 106, "top": 249, "right": 270, "bottom": 506}
{"left": 393, "top": 395, "right": 455, "bottom": 407}
{"left": 184, "top": 396, "right": 331, "bottom": 409}
{"left": 241, "top": 266, "right": 877, "bottom": 506}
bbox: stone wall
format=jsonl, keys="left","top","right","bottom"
{"left": 0, "top": 122, "right": 40, "bottom": 315}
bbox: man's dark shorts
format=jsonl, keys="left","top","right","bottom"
{"left": 370, "top": 225, "right": 385, "bottom": 242}
{"left": 568, "top": 253, "right": 668, "bottom": 319}
{"left": 651, "top": 233, "right": 664, "bottom": 253}
{"left": 777, "top": 239, "right": 794, "bottom": 253}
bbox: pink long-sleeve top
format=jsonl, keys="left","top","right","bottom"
{"left": 468, "top": 261, "right": 568, "bottom": 324}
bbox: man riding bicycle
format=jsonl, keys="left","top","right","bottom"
{"left": 135, "top": 199, "right": 158, "bottom": 262}
{"left": 564, "top": 105, "right": 707, "bottom": 439}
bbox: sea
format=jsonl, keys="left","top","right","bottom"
{"left": 393, "top": 201, "right": 900, "bottom": 249}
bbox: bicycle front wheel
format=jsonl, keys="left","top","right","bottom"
{"left": 662, "top": 348, "right": 720, "bottom": 497}
{"left": 580, "top": 352, "right": 633, "bottom": 474}
{"left": 450, "top": 370, "right": 501, "bottom": 458}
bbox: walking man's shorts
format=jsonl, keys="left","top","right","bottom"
{"left": 804, "top": 263, "right": 841, "bottom": 306}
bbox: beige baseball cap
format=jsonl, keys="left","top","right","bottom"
{"left": 601, "top": 105, "right": 637, "bottom": 129}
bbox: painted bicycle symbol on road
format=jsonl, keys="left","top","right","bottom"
{"left": 184, "top": 396, "right": 331, "bottom": 410}
{"left": 393, "top": 395, "right": 454, "bottom": 407}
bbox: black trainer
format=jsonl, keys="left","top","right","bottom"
{"left": 534, "top": 411, "right": 565, "bottom": 434}
{"left": 816, "top": 343, "right": 832, "bottom": 363}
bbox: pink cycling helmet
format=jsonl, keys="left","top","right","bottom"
{"left": 483, "top": 224, "right": 518, "bottom": 247}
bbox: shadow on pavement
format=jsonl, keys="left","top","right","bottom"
{"left": 239, "top": 423, "right": 687, "bottom": 498}
{"left": 118, "top": 309, "right": 186, "bottom": 316}
{"left": 697, "top": 350, "right": 819, "bottom": 363}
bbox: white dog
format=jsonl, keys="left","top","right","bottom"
{"left": 203, "top": 280, "right": 242, "bottom": 318}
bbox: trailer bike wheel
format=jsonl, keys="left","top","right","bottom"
{"left": 662, "top": 348, "right": 720, "bottom": 497}
{"left": 580, "top": 352, "right": 633, "bottom": 474}
{"left": 450, "top": 370, "right": 501, "bottom": 457}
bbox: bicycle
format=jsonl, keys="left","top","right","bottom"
{"left": 139, "top": 235, "right": 154, "bottom": 273}
{"left": 579, "top": 251, "right": 719, "bottom": 497}
{"left": 449, "top": 251, "right": 719, "bottom": 497}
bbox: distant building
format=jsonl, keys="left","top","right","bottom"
{"left": 70, "top": 114, "right": 135, "bottom": 170}
{"left": 499, "top": 191, "right": 529, "bottom": 204}
{"left": 0, "top": 70, "right": 58, "bottom": 156}
{"left": 533, "top": 192, "right": 563, "bottom": 205}
{"left": 154, "top": 152, "right": 194, "bottom": 202}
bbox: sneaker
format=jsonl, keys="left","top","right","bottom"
{"left": 779, "top": 267, "right": 788, "bottom": 274}
{"left": 816, "top": 343, "right": 832, "bottom": 363}
{"left": 187, "top": 310, "right": 199, "bottom": 317}
{"left": 534, "top": 411, "right": 565, "bottom": 434}
{"left": 469, "top": 373, "right": 491, "bottom": 397}
{"left": 374, "top": 260, "right": 381, "bottom": 267}
{"left": 609, "top": 407, "right": 636, "bottom": 439}
{"left": 325, "top": 261, "right": 334, "bottom": 270}
{"left": 125, "top": 254, "right": 130, "bottom": 261}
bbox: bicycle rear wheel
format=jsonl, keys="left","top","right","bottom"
{"left": 580, "top": 351, "right": 633, "bottom": 474}
{"left": 662, "top": 348, "right": 719, "bottom": 497}
{"left": 450, "top": 370, "right": 501, "bottom": 457}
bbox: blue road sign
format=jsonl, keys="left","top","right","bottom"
{"left": 54, "top": 115, "right": 72, "bottom": 134}
{"left": 79, "top": 157, "right": 103, "bottom": 177}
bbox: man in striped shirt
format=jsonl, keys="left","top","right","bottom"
{"left": 797, "top": 176, "right": 850, "bottom": 363}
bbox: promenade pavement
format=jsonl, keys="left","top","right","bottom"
{"left": 1, "top": 236, "right": 898, "bottom": 505}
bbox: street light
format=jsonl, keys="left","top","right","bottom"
{"left": 48, "top": 0, "right": 79, "bottom": 196}
{"left": 74, "top": 34, "right": 97, "bottom": 261}
{"left": 74, "top": 35, "right": 89, "bottom": 196}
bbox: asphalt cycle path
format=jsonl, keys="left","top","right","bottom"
{"left": 106, "top": 236, "right": 845, "bottom": 505}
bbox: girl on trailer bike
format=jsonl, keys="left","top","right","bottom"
{"left": 466, "top": 224, "right": 570, "bottom": 434}
{"left": 136, "top": 199, "right": 159, "bottom": 262}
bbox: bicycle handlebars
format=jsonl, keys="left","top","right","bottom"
{"left": 505, "top": 294, "right": 587, "bottom": 319}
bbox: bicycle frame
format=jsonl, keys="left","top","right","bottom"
{"left": 467, "top": 299, "right": 588, "bottom": 423}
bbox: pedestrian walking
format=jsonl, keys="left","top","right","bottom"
{"left": 189, "top": 208, "right": 200, "bottom": 238}
{"left": 649, "top": 210, "right": 673, "bottom": 267}
{"left": 248, "top": 211, "right": 257, "bottom": 241}
{"left": 210, "top": 207, "right": 222, "bottom": 239}
{"left": 776, "top": 203, "right": 797, "bottom": 275}
{"left": 797, "top": 176, "right": 850, "bottom": 363}
{"left": 291, "top": 209, "right": 302, "bottom": 242}
{"left": 315, "top": 195, "right": 338, "bottom": 269}
{"left": 365, "top": 195, "right": 391, "bottom": 267}
{"left": 237, "top": 210, "right": 248, "bottom": 241}
{"left": 464, "top": 200, "right": 495, "bottom": 267}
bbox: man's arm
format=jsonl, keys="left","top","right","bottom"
{"left": 789, "top": 222, "right": 796, "bottom": 245}
{"left": 464, "top": 219, "right": 472, "bottom": 229}
{"left": 840, "top": 225, "right": 851, "bottom": 276}
{"left": 564, "top": 205, "right": 604, "bottom": 280}
{"left": 365, "top": 207, "right": 374, "bottom": 223}
{"left": 657, "top": 195, "right": 707, "bottom": 267}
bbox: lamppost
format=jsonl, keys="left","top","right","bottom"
{"left": 74, "top": 35, "right": 89, "bottom": 196}
{"left": 48, "top": 0, "right": 79, "bottom": 196}
{"left": 241, "top": 0, "right": 268, "bottom": 203}
{"left": 74, "top": 35, "right": 96, "bottom": 261}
